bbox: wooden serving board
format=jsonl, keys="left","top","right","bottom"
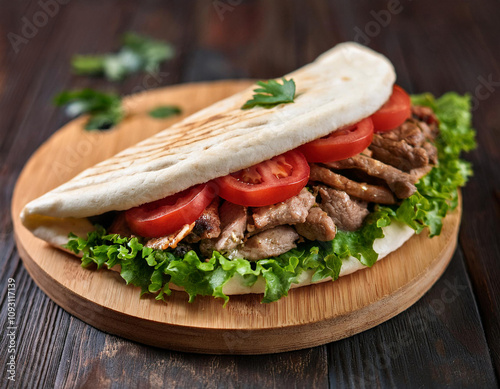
{"left": 12, "top": 80, "right": 461, "bottom": 355}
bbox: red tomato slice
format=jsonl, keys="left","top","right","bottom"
{"left": 215, "top": 150, "right": 310, "bottom": 207}
{"left": 298, "top": 117, "right": 374, "bottom": 163}
{"left": 371, "top": 85, "right": 411, "bottom": 132}
{"left": 125, "top": 184, "right": 216, "bottom": 238}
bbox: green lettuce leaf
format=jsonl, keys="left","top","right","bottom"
{"left": 64, "top": 92, "right": 475, "bottom": 303}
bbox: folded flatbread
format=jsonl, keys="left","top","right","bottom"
{"left": 21, "top": 42, "right": 415, "bottom": 294}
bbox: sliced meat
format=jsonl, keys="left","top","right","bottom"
{"left": 311, "top": 163, "right": 399, "bottom": 203}
{"left": 415, "top": 120, "right": 439, "bottom": 142}
{"left": 213, "top": 201, "right": 248, "bottom": 252}
{"left": 232, "top": 226, "right": 299, "bottom": 261}
{"left": 185, "top": 198, "right": 221, "bottom": 243}
{"left": 295, "top": 207, "right": 336, "bottom": 241}
{"left": 423, "top": 141, "right": 438, "bottom": 164}
{"left": 361, "top": 147, "right": 373, "bottom": 157}
{"left": 310, "top": 164, "right": 396, "bottom": 204}
{"left": 317, "top": 186, "right": 369, "bottom": 231}
{"left": 384, "top": 120, "right": 427, "bottom": 146}
{"left": 324, "top": 154, "right": 417, "bottom": 199}
{"left": 369, "top": 135, "right": 429, "bottom": 171}
{"left": 199, "top": 239, "right": 216, "bottom": 258}
{"left": 171, "top": 244, "right": 193, "bottom": 258}
{"left": 410, "top": 165, "right": 433, "bottom": 181}
{"left": 369, "top": 119, "right": 438, "bottom": 171}
{"left": 252, "top": 188, "right": 315, "bottom": 230}
{"left": 145, "top": 223, "right": 195, "bottom": 250}
{"left": 412, "top": 105, "right": 439, "bottom": 139}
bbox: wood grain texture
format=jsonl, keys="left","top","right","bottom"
{"left": 327, "top": 247, "right": 497, "bottom": 389}
{"left": 13, "top": 80, "right": 460, "bottom": 354}
{"left": 1, "top": 0, "right": 499, "bottom": 387}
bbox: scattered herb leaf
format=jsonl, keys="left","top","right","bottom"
{"left": 149, "top": 105, "right": 182, "bottom": 119}
{"left": 54, "top": 89, "right": 124, "bottom": 130}
{"left": 72, "top": 32, "right": 175, "bottom": 81}
{"left": 242, "top": 77, "right": 296, "bottom": 109}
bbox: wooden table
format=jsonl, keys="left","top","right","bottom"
{"left": 1, "top": 0, "right": 499, "bottom": 387}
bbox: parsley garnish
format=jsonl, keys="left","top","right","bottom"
{"left": 242, "top": 77, "right": 296, "bottom": 109}
{"left": 72, "top": 32, "right": 174, "bottom": 81}
{"left": 53, "top": 89, "right": 124, "bottom": 130}
{"left": 149, "top": 105, "right": 182, "bottom": 119}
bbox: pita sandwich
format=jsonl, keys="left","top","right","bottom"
{"left": 21, "top": 42, "right": 449, "bottom": 300}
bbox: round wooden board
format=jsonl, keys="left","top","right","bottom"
{"left": 12, "top": 80, "right": 461, "bottom": 355}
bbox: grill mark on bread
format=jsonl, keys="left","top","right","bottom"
{"left": 94, "top": 111, "right": 269, "bottom": 170}
{"left": 78, "top": 117, "right": 273, "bottom": 179}
{"left": 153, "top": 109, "right": 265, "bottom": 141}
{"left": 74, "top": 127, "right": 269, "bottom": 181}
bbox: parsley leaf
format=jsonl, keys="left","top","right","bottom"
{"left": 72, "top": 32, "right": 174, "bottom": 81}
{"left": 149, "top": 105, "right": 182, "bottom": 119}
{"left": 242, "top": 77, "right": 296, "bottom": 109}
{"left": 54, "top": 89, "right": 124, "bottom": 130}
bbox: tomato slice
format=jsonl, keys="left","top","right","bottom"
{"left": 125, "top": 184, "right": 216, "bottom": 238}
{"left": 215, "top": 150, "right": 310, "bottom": 207}
{"left": 298, "top": 117, "right": 374, "bottom": 163}
{"left": 371, "top": 85, "right": 411, "bottom": 132}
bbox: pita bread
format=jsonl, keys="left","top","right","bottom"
{"left": 21, "top": 42, "right": 395, "bottom": 247}
{"left": 20, "top": 42, "right": 414, "bottom": 295}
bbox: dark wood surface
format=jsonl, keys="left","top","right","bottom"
{"left": 1, "top": 0, "right": 498, "bottom": 387}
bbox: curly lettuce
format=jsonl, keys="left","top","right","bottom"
{"left": 65, "top": 92, "right": 476, "bottom": 304}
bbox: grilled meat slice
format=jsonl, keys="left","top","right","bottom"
{"left": 199, "top": 239, "right": 216, "bottom": 258}
{"left": 324, "top": 154, "right": 417, "bottom": 199}
{"left": 423, "top": 141, "right": 438, "bottom": 164}
{"left": 317, "top": 186, "right": 369, "bottom": 231}
{"left": 295, "top": 207, "right": 336, "bottom": 241}
{"left": 185, "top": 198, "right": 221, "bottom": 243}
{"left": 415, "top": 119, "right": 439, "bottom": 142}
{"left": 382, "top": 120, "right": 427, "bottom": 146}
{"left": 232, "top": 226, "right": 299, "bottom": 261}
{"left": 369, "top": 135, "right": 429, "bottom": 171}
{"left": 411, "top": 105, "right": 439, "bottom": 138}
{"left": 310, "top": 164, "right": 396, "bottom": 204}
{"left": 145, "top": 223, "right": 196, "bottom": 250}
{"left": 252, "top": 188, "right": 315, "bottom": 230}
{"left": 172, "top": 243, "right": 193, "bottom": 258}
{"left": 361, "top": 147, "right": 373, "bottom": 157}
{"left": 369, "top": 119, "right": 438, "bottom": 172}
{"left": 213, "top": 201, "right": 248, "bottom": 252}
{"left": 410, "top": 165, "right": 433, "bottom": 181}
